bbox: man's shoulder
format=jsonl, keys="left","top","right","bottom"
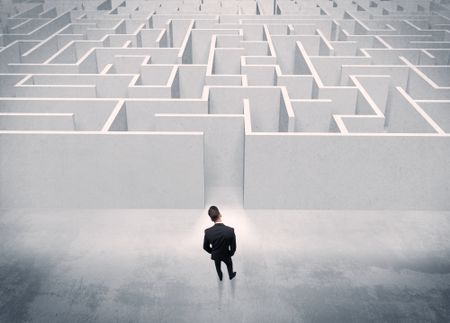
{"left": 224, "top": 225, "right": 234, "bottom": 231}
{"left": 204, "top": 225, "right": 215, "bottom": 232}
{"left": 205, "top": 224, "right": 234, "bottom": 231}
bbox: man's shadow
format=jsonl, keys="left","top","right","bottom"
{"left": 216, "top": 276, "right": 236, "bottom": 307}
{"left": 230, "top": 278, "right": 236, "bottom": 299}
{"left": 217, "top": 279, "right": 224, "bottom": 308}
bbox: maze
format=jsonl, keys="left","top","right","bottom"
{"left": 0, "top": 0, "right": 449, "bottom": 209}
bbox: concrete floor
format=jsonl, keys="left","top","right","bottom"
{"left": 0, "top": 206, "right": 450, "bottom": 323}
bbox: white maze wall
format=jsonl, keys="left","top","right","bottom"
{"left": 0, "top": 0, "right": 449, "bottom": 209}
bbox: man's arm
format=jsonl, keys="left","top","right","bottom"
{"left": 203, "top": 232, "right": 212, "bottom": 254}
{"left": 230, "top": 229, "right": 236, "bottom": 256}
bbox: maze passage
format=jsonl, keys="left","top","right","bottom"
{"left": 0, "top": 0, "right": 449, "bottom": 209}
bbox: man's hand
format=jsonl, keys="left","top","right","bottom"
{"left": 203, "top": 233, "right": 212, "bottom": 254}
{"left": 230, "top": 229, "right": 236, "bottom": 256}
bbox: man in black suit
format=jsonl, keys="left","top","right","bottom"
{"left": 203, "top": 206, "right": 237, "bottom": 281}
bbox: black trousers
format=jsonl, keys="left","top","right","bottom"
{"left": 214, "top": 258, "right": 233, "bottom": 278}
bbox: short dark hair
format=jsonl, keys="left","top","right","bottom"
{"left": 208, "top": 205, "right": 220, "bottom": 222}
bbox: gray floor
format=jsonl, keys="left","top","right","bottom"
{"left": 1, "top": 206, "right": 450, "bottom": 323}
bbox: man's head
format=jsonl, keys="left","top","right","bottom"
{"left": 208, "top": 205, "right": 221, "bottom": 222}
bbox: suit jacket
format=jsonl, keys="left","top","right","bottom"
{"left": 203, "top": 223, "right": 236, "bottom": 261}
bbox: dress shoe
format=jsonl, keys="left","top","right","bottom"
{"left": 229, "top": 272, "right": 237, "bottom": 280}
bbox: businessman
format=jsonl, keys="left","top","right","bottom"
{"left": 203, "top": 206, "right": 237, "bottom": 281}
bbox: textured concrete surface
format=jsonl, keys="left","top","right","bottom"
{"left": 0, "top": 207, "right": 450, "bottom": 323}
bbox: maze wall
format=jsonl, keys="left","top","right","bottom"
{"left": 0, "top": 0, "right": 449, "bottom": 209}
